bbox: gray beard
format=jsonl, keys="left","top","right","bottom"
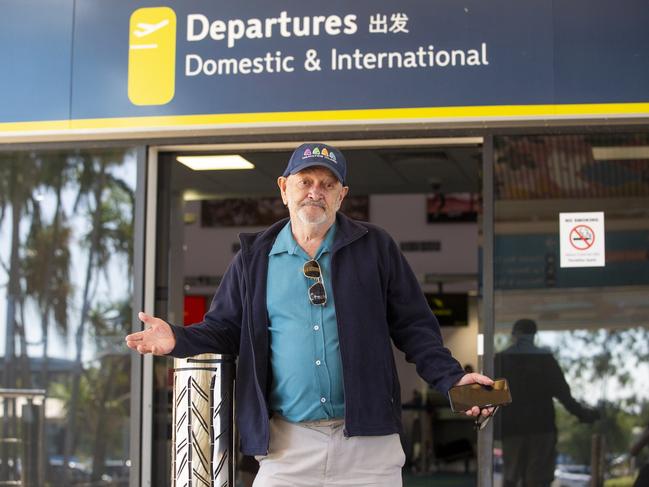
{"left": 297, "top": 206, "right": 328, "bottom": 226}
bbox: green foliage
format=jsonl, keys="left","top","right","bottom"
{"left": 556, "top": 398, "right": 649, "bottom": 476}
{"left": 556, "top": 328, "right": 649, "bottom": 413}
{"left": 23, "top": 221, "right": 72, "bottom": 330}
{"left": 556, "top": 404, "right": 594, "bottom": 464}
{"left": 604, "top": 476, "right": 635, "bottom": 487}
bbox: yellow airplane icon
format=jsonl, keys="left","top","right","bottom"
{"left": 133, "top": 19, "right": 170, "bottom": 39}
{"left": 128, "top": 7, "right": 176, "bottom": 105}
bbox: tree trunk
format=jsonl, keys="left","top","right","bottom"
{"left": 3, "top": 164, "right": 21, "bottom": 388}
{"left": 91, "top": 358, "right": 117, "bottom": 481}
{"left": 1, "top": 164, "right": 23, "bottom": 482}
{"left": 40, "top": 187, "right": 63, "bottom": 390}
{"left": 17, "top": 297, "right": 32, "bottom": 389}
{"left": 62, "top": 162, "right": 107, "bottom": 481}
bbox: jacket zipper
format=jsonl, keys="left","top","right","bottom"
{"left": 330, "top": 228, "right": 368, "bottom": 438}
{"left": 238, "top": 244, "right": 271, "bottom": 452}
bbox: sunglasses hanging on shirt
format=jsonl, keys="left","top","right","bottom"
{"left": 303, "top": 259, "right": 327, "bottom": 306}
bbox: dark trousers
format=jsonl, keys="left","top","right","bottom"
{"left": 502, "top": 432, "right": 556, "bottom": 487}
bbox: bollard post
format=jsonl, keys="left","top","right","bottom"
{"left": 590, "top": 433, "right": 604, "bottom": 487}
{"left": 172, "top": 354, "right": 235, "bottom": 487}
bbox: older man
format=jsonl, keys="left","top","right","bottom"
{"left": 126, "top": 142, "right": 492, "bottom": 486}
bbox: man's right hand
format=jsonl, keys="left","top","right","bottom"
{"left": 125, "top": 311, "right": 176, "bottom": 355}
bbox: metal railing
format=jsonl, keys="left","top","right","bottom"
{"left": 0, "top": 389, "right": 46, "bottom": 487}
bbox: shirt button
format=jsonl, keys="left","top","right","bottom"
{"left": 315, "top": 360, "right": 321, "bottom": 366}
{"left": 313, "top": 325, "right": 320, "bottom": 331}
{"left": 320, "top": 397, "right": 327, "bottom": 403}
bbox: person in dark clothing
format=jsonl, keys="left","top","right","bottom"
{"left": 126, "top": 143, "right": 494, "bottom": 486}
{"left": 495, "top": 318, "right": 599, "bottom": 487}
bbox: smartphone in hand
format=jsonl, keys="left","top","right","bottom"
{"left": 448, "top": 378, "right": 512, "bottom": 413}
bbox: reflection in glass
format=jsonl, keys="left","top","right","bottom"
{"left": 0, "top": 149, "right": 136, "bottom": 486}
{"left": 493, "top": 133, "right": 649, "bottom": 487}
{"left": 495, "top": 319, "right": 598, "bottom": 486}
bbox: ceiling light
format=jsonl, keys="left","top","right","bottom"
{"left": 183, "top": 190, "right": 219, "bottom": 201}
{"left": 592, "top": 146, "right": 649, "bottom": 161}
{"left": 177, "top": 155, "right": 255, "bottom": 170}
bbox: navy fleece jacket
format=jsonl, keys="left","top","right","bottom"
{"left": 169, "top": 212, "right": 464, "bottom": 455}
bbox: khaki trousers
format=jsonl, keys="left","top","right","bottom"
{"left": 253, "top": 416, "right": 405, "bottom": 487}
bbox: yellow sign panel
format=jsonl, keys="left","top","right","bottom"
{"left": 2, "top": 104, "right": 649, "bottom": 138}
{"left": 128, "top": 7, "right": 176, "bottom": 106}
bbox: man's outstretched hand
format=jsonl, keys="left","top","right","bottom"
{"left": 454, "top": 373, "right": 496, "bottom": 418}
{"left": 125, "top": 312, "right": 176, "bottom": 355}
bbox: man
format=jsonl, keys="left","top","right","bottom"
{"left": 495, "top": 319, "right": 599, "bottom": 487}
{"left": 126, "top": 142, "right": 492, "bottom": 486}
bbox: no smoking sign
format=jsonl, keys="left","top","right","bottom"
{"left": 569, "top": 225, "right": 595, "bottom": 250}
{"left": 560, "top": 212, "right": 605, "bottom": 268}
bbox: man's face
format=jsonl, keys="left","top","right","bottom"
{"left": 278, "top": 167, "right": 349, "bottom": 227}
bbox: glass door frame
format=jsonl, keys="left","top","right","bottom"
{"left": 477, "top": 135, "right": 495, "bottom": 487}
{"left": 142, "top": 136, "right": 487, "bottom": 487}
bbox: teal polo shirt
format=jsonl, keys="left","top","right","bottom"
{"left": 266, "top": 221, "right": 345, "bottom": 422}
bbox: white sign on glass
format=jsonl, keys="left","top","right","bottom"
{"left": 559, "top": 212, "right": 605, "bottom": 268}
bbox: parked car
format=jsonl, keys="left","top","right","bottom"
{"left": 553, "top": 463, "right": 591, "bottom": 487}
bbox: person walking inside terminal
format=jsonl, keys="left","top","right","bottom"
{"left": 126, "top": 142, "right": 493, "bottom": 486}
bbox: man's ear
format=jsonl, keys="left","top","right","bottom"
{"left": 277, "top": 176, "right": 288, "bottom": 205}
{"left": 339, "top": 185, "right": 349, "bottom": 204}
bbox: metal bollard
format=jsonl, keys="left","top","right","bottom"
{"left": 172, "top": 354, "right": 235, "bottom": 487}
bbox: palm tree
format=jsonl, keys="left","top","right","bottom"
{"left": 86, "top": 299, "right": 132, "bottom": 482}
{"left": 61, "top": 149, "right": 135, "bottom": 480}
{"left": 0, "top": 152, "right": 40, "bottom": 481}
{"left": 0, "top": 152, "right": 39, "bottom": 388}
{"left": 21, "top": 153, "right": 74, "bottom": 389}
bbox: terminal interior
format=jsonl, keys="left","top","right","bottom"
{"left": 154, "top": 141, "right": 484, "bottom": 486}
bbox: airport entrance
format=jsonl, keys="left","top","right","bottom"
{"left": 148, "top": 138, "right": 486, "bottom": 487}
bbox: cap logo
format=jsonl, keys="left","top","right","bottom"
{"left": 301, "top": 146, "right": 338, "bottom": 164}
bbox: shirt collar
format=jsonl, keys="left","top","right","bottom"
{"left": 269, "top": 221, "right": 300, "bottom": 256}
{"left": 317, "top": 221, "right": 337, "bottom": 258}
{"left": 269, "top": 220, "right": 337, "bottom": 259}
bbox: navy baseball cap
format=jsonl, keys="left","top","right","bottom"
{"left": 283, "top": 143, "right": 347, "bottom": 184}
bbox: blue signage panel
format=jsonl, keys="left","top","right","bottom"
{"left": 495, "top": 231, "right": 649, "bottom": 290}
{"left": 1, "top": 0, "right": 649, "bottom": 132}
{"left": 71, "top": 0, "right": 555, "bottom": 118}
{"left": 0, "top": 0, "right": 74, "bottom": 123}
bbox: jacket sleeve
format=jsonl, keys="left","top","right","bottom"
{"left": 168, "top": 253, "right": 244, "bottom": 358}
{"left": 547, "top": 354, "right": 595, "bottom": 421}
{"left": 384, "top": 235, "right": 464, "bottom": 394}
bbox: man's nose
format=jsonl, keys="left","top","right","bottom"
{"left": 307, "top": 183, "right": 325, "bottom": 198}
